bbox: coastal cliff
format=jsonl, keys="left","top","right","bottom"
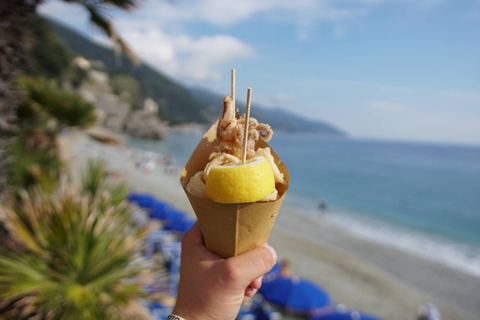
{"left": 73, "top": 58, "right": 167, "bottom": 140}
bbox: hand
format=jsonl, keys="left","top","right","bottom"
{"left": 173, "top": 222, "right": 277, "bottom": 320}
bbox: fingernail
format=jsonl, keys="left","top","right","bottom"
{"left": 265, "top": 243, "right": 277, "bottom": 261}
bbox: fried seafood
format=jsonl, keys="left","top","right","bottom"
{"left": 217, "top": 96, "right": 273, "bottom": 159}
{"left": 186, "top": 171, "right": 207, "bottom": 199}
{"left": 254, "top": 147, "right": 285, "bottom": 184}
{"left": 186, "top": 90, "right": 283, "bottom": 203}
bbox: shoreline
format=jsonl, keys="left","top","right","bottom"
{"left": 272, "top": 206, "right": 480, "bottom": 320}
{"left": 62, "top": 132, "right": 480, "bottom": 320}
{"left": 285, "top": 200, "right": 480, "bottom": 280}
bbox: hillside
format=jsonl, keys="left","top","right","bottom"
{"left": 48, "top": 19, "right": 210, "bottom": 125}
{"left": 48, "top": 18, "right": 345, "bottom": 135}
{"left": 190, "top": 87, "right": 345, "bottom": 134}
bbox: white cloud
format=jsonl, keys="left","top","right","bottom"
{"left": 38, "top": 1, "right": 87, "bottom": 25}
{"left": 365, "top": 100, "right": 406, "bottom": 110}
{"left": 38, "top": 0, "right": 447, "bottom": 85}
{"left": 119, "top": 29, "right": 255, "bottom": 82}
{"left": 443, "top": 91, "right": 480, "bottom": 104}
{"left": 114, "top": 0, "right": 387, "bottom": 39}
{"left": 39, "top": 1, "right": 255, "bottom": 82}
{"left": 271, "top": 94, "right": 296, "bottom": 107}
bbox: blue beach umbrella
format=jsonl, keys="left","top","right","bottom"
{"left": 127, "top": 192, "right": 142, "bottom": 202}
{"left": 150, "top": 200, "right": 174, "bottom": 220}
{"left": 261, "top": 262, "right": 281, "bottom": 283}
{"left": 136, "top": 194, "right": 156, "bottom": 208}
{"left": 177, "top": 219, "right": 195, "bottom": 232}
{"left": 163, "top": 215, "right": 189, "bottom": 232}
{"left": 163, "top": 207, "right": 186, "bottom": 221}
{"left": 163, "top": 210, "right": 195, "bottom": 232}
{"left": 309, "top": 310, "right": 384, "bottom": 320}
{"left": 267, "top": 262, "right": 280, "bottom": 275}
{"left": 258, "top": 276, "right": 330, "bottom": 313}
{"left": 127, "top": 192, "right": 151, "bottom": 205}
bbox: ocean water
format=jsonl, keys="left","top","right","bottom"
{"left": 126, "top": 133, "right": 480, "bottom": 277}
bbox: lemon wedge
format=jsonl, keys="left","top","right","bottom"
{"left": 206, "top": 156, "right": 275, "bottom": 203}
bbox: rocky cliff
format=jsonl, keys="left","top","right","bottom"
{"left": 73, "top": 58, "right": 167, "bottom": 140}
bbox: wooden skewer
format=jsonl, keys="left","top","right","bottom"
{"left": 231, "top": 69, "right": 236, "bottom": 108}
{"left": 242, "top": 87, "right": 252, "bottom": 164}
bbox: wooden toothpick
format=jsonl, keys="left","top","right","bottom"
{"left": 242, "top": 87, "right": 252, "bottom": 164}
{"left": 231, "top": 69, "right": 236, "bottom": 108}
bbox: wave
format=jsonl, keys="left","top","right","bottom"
{"left": 284, "top": 195, "right": 480, "bottom": 279}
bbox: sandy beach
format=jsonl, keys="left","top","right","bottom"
{"left": 60, "top": 132, "right": 480, "bottom": 320}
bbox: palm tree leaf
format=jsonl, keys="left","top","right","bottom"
{"left": 3, "top": 207, "right": 43, "bottom": 254}
{"left": 1, "top": 164, "right": 153, "bottom": 318}
{"left": 0, "top": 254, "right": 50, "bottom": 298}
{"left": 84, "top": 4, "right": 139, "bottom": 64}
{"left": 65, "top": 0, "right": 138, "bottom": 11}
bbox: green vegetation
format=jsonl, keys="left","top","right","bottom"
{"left": 81, "top": 160, "right": 130, "bottom": 209}
{"left": 16, "top": 76, "right": 97, "bottom": 129}
{"left": 0, "top": 1, "right": 157, "bottom": 318}
{"left": 6, "top": 76, "right": 96, "bottom": 192}
{"left": 112, "top": 73, "right": 144, "bottom": 109}
{"left": 26, "top": 17, "right": 73, "bottom": 79}
{"left": 1, "top": 83, "right": 151, "bottom": 318}
{"left": 0, "top": 169, "right": 148, "bottom": 319}
{"left": 48, "top": 19, "right": 210, "bottom": 125}
{"left": 6, "top": 138, "right": 63, "bottom": 193}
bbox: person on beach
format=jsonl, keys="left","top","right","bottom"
{"left": 417, "top": 303, "right": 442, "bottom": 320}
{"left": 318, "top": 198, "right": 329, "bottom": 218}
{"left": 170, "top": 222, "right": 277, "bottom": 320}
{"left": 279, "top": 258, "right": 294, "bottom": 278}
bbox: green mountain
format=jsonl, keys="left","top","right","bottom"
{"left": 48, "top": 19, "right": 210, "bottom": 125}
{"left": 48, "top": 18, "right": 345, "bottom": 135}
{"left": 190, "top": 87, "right": 346, "bottom": 134}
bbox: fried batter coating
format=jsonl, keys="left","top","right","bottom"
{"left": 186, "top": 171, "right": 206, "bottom": 199}
{"left": 254, "top": 148, "right": 285, "bottom": 184}
{"left": 186, "top": 95, "right": 283, "bottom": 202}
{"left": 217, "top": 96, "right": 273, "bottom": 159}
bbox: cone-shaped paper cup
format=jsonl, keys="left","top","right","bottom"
{"left": 180, "top": 122, "right": 289, "bottom": 258}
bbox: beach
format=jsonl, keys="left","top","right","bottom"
{"left": 60, "top": 132, "right": 480, "bottom": 320}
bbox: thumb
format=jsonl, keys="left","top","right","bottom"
{"left": 228, "top": 243, "right": 277, "bottom": 286}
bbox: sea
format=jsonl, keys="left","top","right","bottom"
{"left": 126, "top": 132, "right": 480, "bottom": 278}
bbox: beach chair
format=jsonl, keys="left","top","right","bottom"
{"left": 158, "top": 242, "right": 182, "bottom": 296}
{"left": 131, "top": 209, "right": 149, "bottom": 227}
{"left": 145, "top": 230, "right": 176, "bottom": 259}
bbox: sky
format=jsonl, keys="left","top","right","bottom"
{"left": 39, "top": 0, "right": 480, "bottom": 145}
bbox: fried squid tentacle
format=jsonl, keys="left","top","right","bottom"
{"left": 217, "top": 95, "right": 274, "bottom": 159}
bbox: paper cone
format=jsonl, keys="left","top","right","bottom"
{"left": 180, "top": 122, "right": 289, "bottom": 258}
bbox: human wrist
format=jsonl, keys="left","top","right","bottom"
{"left": 172, "top": 306, "right": 208, "bottom": 320}
{"left": 167, "top": 315, "right": 187, "bottom": 320}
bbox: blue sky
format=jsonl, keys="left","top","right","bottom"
{"left": 40, "top": 0, "right": 480, "bottom": 145}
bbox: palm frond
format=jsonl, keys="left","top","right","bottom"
{"left": 0, "top": 254, "right": 50, "bottom": 299}
{"left": 16, "top": 76, "right": 97, "bottom": 129}
{"left": 0, "top": 182, "right": 151, "bottom": 319}
{"left": 84, "top": 4, "right": 139, "bottom": 64}
{"left": 81, "top": 159, "right": 108, "bottom": 197}
{"left": 6, "top": 137, "right": 63, "bottom": 191}
{"left": 81, "top": 159, "right": 131, "bottom": 209}
{"left": 65, "top": 0, "right": 139, "bottom": 11}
